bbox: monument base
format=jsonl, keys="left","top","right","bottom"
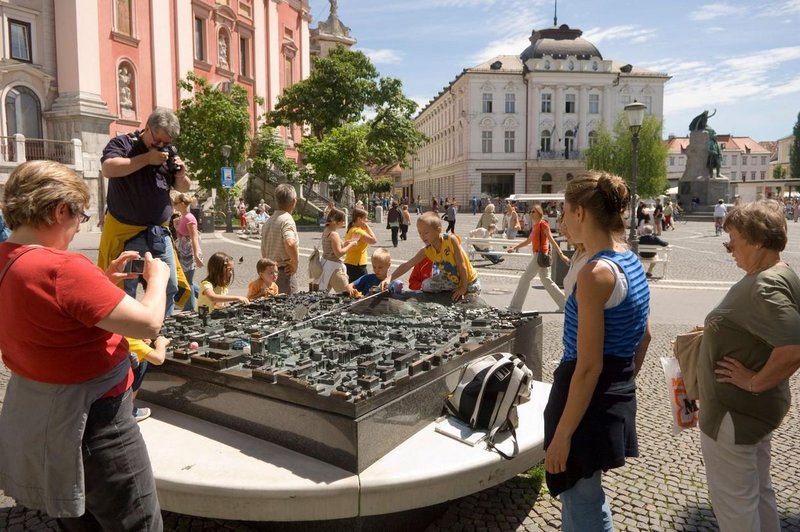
{"left": 679, "top": 175, "right": 730, "bottom": 209}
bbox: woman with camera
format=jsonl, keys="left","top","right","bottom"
{"left": 0, "top": 161, "right": 170, "bottom": 529}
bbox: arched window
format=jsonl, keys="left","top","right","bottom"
{"left": 564, "top": 130, "right": 575, "bottom": 156}
{"left": 540, "top": 129, "right": 551, "bottom": 153}
{"left": 5, "top": 86, "right": 42, "bottom": 139}
{"left": 118, "top": 61, "right": 136, "bottom": 118}
{"left": 541, "top": 172, "right": 552, "bottom": 193}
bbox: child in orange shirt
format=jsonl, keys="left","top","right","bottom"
{"left": 247, "top": 258, "right": 280, "bottom": 300}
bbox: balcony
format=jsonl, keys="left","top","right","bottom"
{"left": 536, "top": 149, "right": 583, "bottom": 161}
{"left": 0, "top": 134, "right": 83, "bottom": 172}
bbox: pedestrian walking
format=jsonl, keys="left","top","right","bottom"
{"left": 387, "top": 202, "right": 401, "bottom": 247}
{"left": 444, "top": 202, "right": 457, "bottom": 234}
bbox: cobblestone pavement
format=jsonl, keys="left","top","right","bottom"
{"left": 2, "top": 217, "right": 800, "bottom": 530}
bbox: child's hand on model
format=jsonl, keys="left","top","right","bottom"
{"left": 154, "top": 336, "right": 170, "bottom": 350}
{"left": 452, "top": 286, "right": 467, "bottom": 301}
{"left": 235, "top": 296, "right": 250, "bottom": 304}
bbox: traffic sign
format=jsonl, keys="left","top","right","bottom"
{"left": 221, "top": 167, "right": 235, "bottom": 188}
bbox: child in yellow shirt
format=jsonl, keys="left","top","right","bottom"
{"left": 381, "top": 212, "right": 479, "bottom": 301}
{"left": 127, "top": 336, "right": 170, "bottom": 422}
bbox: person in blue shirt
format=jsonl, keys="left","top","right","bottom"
{"left": 346, "top": 247, "right": 392, "bottom": 296}
{"left": 543, "top": 171, "right": 652, "bottom": 531}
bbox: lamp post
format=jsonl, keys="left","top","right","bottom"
{"left": 624, "top": 101, "right": 646, "bottom": 252}
{"left": 222, "top": 144, "right": 233, "bottom": 233}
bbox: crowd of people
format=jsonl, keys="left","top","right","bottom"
{"left": 0, "top": 106, "right": 798, "bottom": 531}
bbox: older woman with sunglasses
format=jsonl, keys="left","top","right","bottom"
{"left": 0, "top": 161, "right": 170, "bottom": 530}
{"left": 699, "top": 199, "right": 800, "bottom": 531}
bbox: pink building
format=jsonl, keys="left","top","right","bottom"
{"left": 0, "top": 0, "right": 310, "bottom": 224}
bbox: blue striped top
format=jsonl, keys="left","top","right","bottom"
{"left": 561, "top": 249, "right": 650, "bottom": 362}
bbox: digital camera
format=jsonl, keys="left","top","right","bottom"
{"left": 160, "top": 145, "right": 183, "bottom": 176}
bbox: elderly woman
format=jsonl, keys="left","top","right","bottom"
{"left": 0, "top": 161, "right": 170, "bottom": 529}
{"left": 699, "top": 200, "right": 800, "bottom": 531}
{"left": 476, "top": 203, "right": 498, "bottom": 232}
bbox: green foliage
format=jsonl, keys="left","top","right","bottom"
{"left": 773, "top": 163, "right": 787, "bottom": 180}
{"left": 301, "top": 123, "right": 371, "bottom": 192}
{"left": 266, "top": 45, "right": 425, "bottom": 190}
{"left": 520, "top": 463, "right": 546, "bottom": 494}
{"left": 584, "top": 113, "right": 669, "bottom": 198}
{"left": 175, "top": 72, "right": 256, "bottom": 195}
{"left": 791, "top": 112, "right": 800, "bottom": 179}
{"left": 249, "top": 125, "right": 298, "bottom": 185}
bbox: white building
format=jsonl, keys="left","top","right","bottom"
{"left": 401, "top": 24, "right": 670, "bottom": 206}
{"left": 666, "top": 135, "right": 772, "bottom": 200}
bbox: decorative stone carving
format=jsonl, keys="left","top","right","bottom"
{"left": 118, "top": 65, "right": 135, "bottom": 119}
{"left": 218, "top": 34, "right": 229, "bottom": 70}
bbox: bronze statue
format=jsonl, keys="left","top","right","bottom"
{"left": 689, "top": 109, "right": 716, "bottom": 132}
{"left": 706, "top": 127, "right": 722, "bottom": 178}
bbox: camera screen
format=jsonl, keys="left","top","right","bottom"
{"left": 125, "top": 258, "right": 145, "bottom": 275}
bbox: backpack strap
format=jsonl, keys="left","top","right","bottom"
{"left": 486, "top": 420, "right": 519, "bottom": 460}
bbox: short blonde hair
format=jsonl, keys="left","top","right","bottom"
{"left": 417, "top": 211, "right": 442, "bottom": 231}
{"left": 371, "top": 247, "right": 392, "bottom": 265}
{"left": 173, "top": 192, "right": 193, "bottom": 205}
{"left": 2, "top": 160, "right": 90, "bottom": 230}
{"left": 723, "top": 200, "right": 787, "bottom": 251}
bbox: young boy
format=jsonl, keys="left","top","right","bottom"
{"left": 381, "top": 212, "right": 480, "bottom": 301}
{"left": 247, "top": 258, "right": 280, "bottom": 300}
{"left": 127, "top": 336, "right": 170, "bottom": 422}
{"left": 346, "top": 247, "right": 392, "bottom": 297}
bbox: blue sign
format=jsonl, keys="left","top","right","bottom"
{"left": 221, "top": 167, "right": 235, "bottom": 188}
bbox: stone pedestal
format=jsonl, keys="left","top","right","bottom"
{"left": 678, "top": 130, "right": 731, "bottom": 207}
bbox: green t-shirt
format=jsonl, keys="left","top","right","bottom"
{"left": 698, "top": 264, "right": 800, "bottom": 444}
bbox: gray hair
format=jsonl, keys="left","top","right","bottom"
{"left": 642, "top": 224, "right": 654, "bottom": 235}
{"left": 275, "top": 183, "right": 297, "bottom": 210}
{"left": 146, "top": 107, "right": 180, "bottom": 138}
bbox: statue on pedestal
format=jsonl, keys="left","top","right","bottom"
{"left": 688, "top": 109, "right": 721, "bottom": 179}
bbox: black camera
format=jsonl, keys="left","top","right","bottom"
{"left": 160, "top": 145, "right": 183, "bottom": 176}
{"left": 124, "top": 257, "right": 145, "bottom": 275}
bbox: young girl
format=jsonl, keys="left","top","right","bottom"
{"left": 543, "top": 171, "right": 651, "bottom": 531}
{"left": 343, "top": 208, "right": 377, "bottom": 282}
{"left": 197, "top": 252, "right": 250, "bottom": 312}
{"left": 319, "top": 208, "right": 359, "bottom": 292}
{"left": 173, "top": 193, "right": 203, "bottom": 311}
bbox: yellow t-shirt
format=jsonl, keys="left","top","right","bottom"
{"left": 423, "top": 233, "right": 477, "bottom": 286}
{"left": 344, "top": 227, "right": 369, "bottom": 265}
{"left": 127, "top": 338, "right": 153, "bottom": 363}
{"left": 197, "top": 280, "right": 228, "bottom": 311}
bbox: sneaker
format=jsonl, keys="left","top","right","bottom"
{"left": 133, "top": 407, "right": 151, "bottom": 422}
{"left": 645, "top": 272, "right": 653, "bottom": 279}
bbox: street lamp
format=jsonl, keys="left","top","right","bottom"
{"left": 624, "top": 100, "right": 647, "bottom": 251}
{"left": 222, "top": 144, "right": 233, "bottom": 233}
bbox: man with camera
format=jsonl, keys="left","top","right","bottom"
{"left": 98, "top": 107, "right": 191, "bottom": 316}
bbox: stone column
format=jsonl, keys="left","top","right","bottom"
{"left": 530, "top": 83, "right": 540, "bottom": 157}
{"left": 578, "top": 86, "right": 588, "bottom": 150}
{"left": 555, "top": 85, "right": 564, "bottom": 154}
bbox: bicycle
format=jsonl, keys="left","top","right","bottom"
{"left": 714, "top": 217, "right": 724, "bottom": 236}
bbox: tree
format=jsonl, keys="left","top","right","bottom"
{"left": 249, "top": 125, "right": 298, "bottom": 185}
{"left": 791, "top": 112, "right": 800, "bottom": 179}
{"left": 773, "top": 164, "right": 787, "bottom": 180}
{"left": 267, "top": 46, "right": 425, "bottom": 192}
{"left": 584, "top": 113, "right": 669, "bottom": 198}
{"left": 174, "top": 72, "right": 257, "bottom": 195}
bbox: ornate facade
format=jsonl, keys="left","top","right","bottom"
{"left": 402, "top": 24, "right": 670, "bottom": 207}
{"left": 0, "top": 0, "right": 311, "bottom": 225}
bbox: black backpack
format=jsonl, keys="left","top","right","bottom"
{"left": 445, "top": 352, "right": 533, "bottom": 459}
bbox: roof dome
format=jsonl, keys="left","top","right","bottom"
{"left": 520, "top": 24, "right": 602, "bottom": 61}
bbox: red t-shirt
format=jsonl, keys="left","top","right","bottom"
{"left": 531, "top": 220, "right": 550, "bottom": 254}
{"left": 0, "top": 244, "right": 131, "bottom": 392}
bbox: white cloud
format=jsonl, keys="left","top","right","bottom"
{"left": 582, "top": 25, "right": 657, "bottom": 46}
{"left": 661, "top": 46, "right": 800, "bottom": 117}
{"left": 361, "top": 48, "right": 403, "bottom": 64}
{"left": 688, "top": 3, "right": 746, "bottom": 21}
{"left": 704, "top": 26, "right": 725, "bottom": 33}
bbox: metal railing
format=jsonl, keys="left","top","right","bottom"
{"left": 536, "top": 149, "right": 584, "bottom": 160}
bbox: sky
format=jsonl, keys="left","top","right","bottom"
{"left": 307, "top": 0, "right": 800, "bottom": 142}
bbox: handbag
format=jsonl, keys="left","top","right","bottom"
{"left": 673, "top": 326, "right": 703, "bottom": 401}
{"left": 536, "top": 224, "right": 552, "bottom": 267}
